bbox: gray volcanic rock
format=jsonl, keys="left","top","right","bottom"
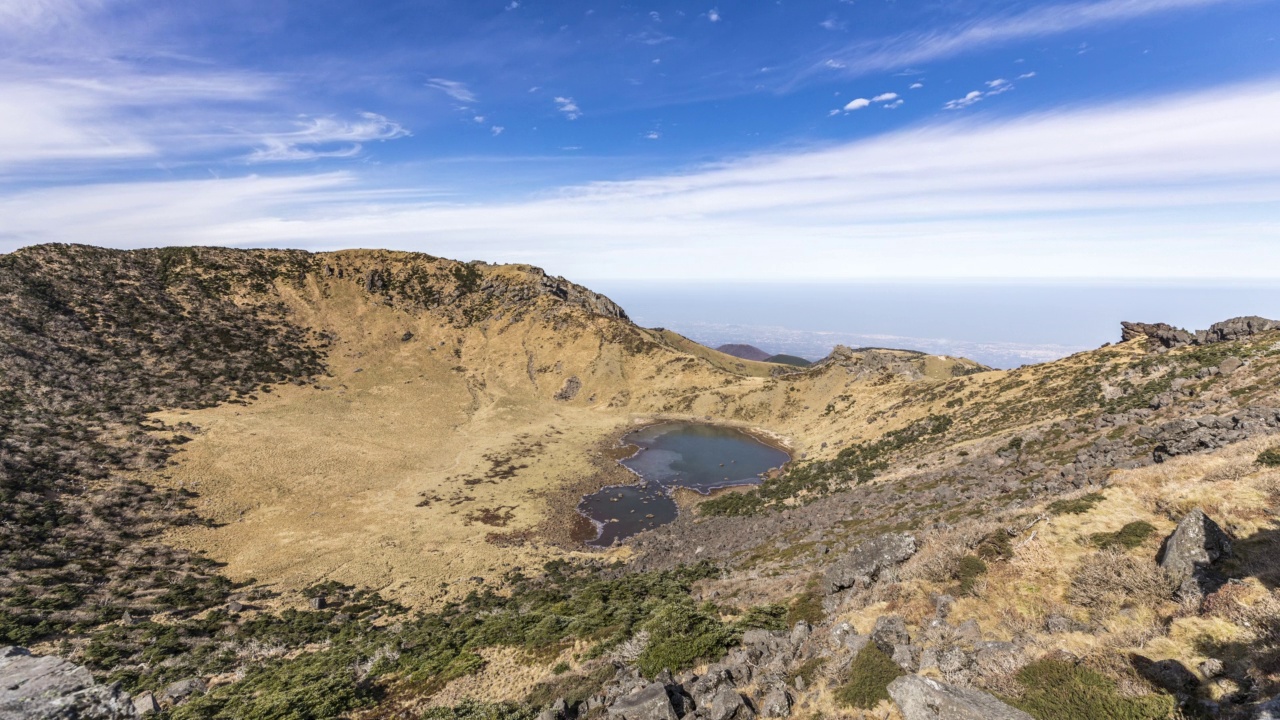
{"left": 0, "top": 646, "right": 136, "bottom": 720}
{"left": 887, "top": 675, "right": 1033, "bottom": 720}
{"left": 826, "top": 533, "right": 917, "bottom": 592}
{"left": 1121, "top": 322, "right": 1195, "bottom": 348}
{"left": 608, "top": 682, "right": 678, "bottom": 720}
{"left": 1159, "top": 508, "right": 1232, "bottom": 600}
{"left": 1256, "top": 696, "right": 1280, "bottom": 720}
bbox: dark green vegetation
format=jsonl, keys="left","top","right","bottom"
{"left": 0, "top": 245, "right": 326, "bottom": 645}
{"left": 79, "top": 561, "right": 767, "bottom": 718}
{"left": 1048, "top": 493, "right": 1106, "bottom": 517}
{"left": 1010, "top": 657, "right": 1175, "bottom": 720}
{"left": 955, "top": 555, "right": 989, "bottom": 595}
{"left": 1090, "top": 521, "right": 1157, "bottom": 550}
{"left": 765, "top": 354, "right": 812, "bottom": 367}
{"left": 834, "top": 644, "right": 904, "bottom": 709}
{"left": 700, "top": 414, "right": 954, "bottom": 516}
{"left": 1257, "top": 446, "right": 1280, "bottom": 467}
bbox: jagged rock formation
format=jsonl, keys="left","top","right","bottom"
{"left": 1122, "top": 316, "right": 1279, "bottom": 348}
{"left": 1159, "top": 509, "right": 1233, "bottom": 601}
{"left": 825, "top": 533, "right": 917, "bottom": 593}
{"left": 0, "top": 647, "right": 136, "bottom": 720}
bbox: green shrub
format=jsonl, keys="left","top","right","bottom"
{"left": 785, "top": 578, "right": 826, "bottom": 626}
{"left": 833, "top": 644, "right": 903, "bottom": 710}
{"left": 734, "top": 603, "right": 788, "bottom": 632}
{"left": 172, "top": 650, "right": 374, "bottom": 720}
{"left": 955, "top": 555, "right": 989, "bottom": 595}
{"left": 551, "top": 661, "right": 570, "bottom": 675}
{"left": 1257, "top": 446, "right": 1280, "bottom": 467}
{"left": 1049, "top": 492, "right": 1106, "bottom": 516}
{"left": 422, "top": 700, "right": 538, "bottom": 720}
{"left": 1090, "top": 521, "right": 1157, "bottom": 550}
{"left": 977, "top": 532, "right": 1014, "bottom": 561}
{"left": 1010, "top": 657, "right": 1175, "bottom": 720}
{"left": 699, "top": 491, "right": 765, "bottom": 517}
{"left": 636, "top": 602, "right": 733, "bottom": 677}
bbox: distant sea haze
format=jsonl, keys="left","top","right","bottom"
{"left": 584, "top": 281, "right": 1280, "bottom": 369}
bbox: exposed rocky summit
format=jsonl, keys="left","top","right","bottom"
{"left": 0, "top": 647, "right": 136, "bottom": 720}
{"left": 1122, "top": 316, "right": 1279, "bottom": 348}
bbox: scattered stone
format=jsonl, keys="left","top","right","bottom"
{"left": 1133, "top": 655, "right": 1199, "bottom": 695}
{"left": 554, "top": 376, "right": 582, "bottom": 401}
{"left": 871, "top": 616, "right": 910, "bottom": 655}
{"left": 160, "top": 678, "right": 206, "bottom": 705}
{"left": 1043, "top": 615, "right": 1074, "bottom": 634}
{"left": 226, "top": 600, "right": 244, "bottom": 614}
{"left": 932, "top": 594, "right": 955, "bottom": 620}
{"left": 132, "top": 692, "right": 160, "bottom": 716}
{"left": 756, "top": 677, "right": 791, "bottom": 718}
{"left": 1255, "top": 696, "right": 1280, "bottom": 720}
{"left": 310, "top": 596, "right": 327, "bottom": 610}
{"left": 1219, "top": 357, "right": 1243, "bottom": 375}
{"left": 953, "top": 619, "right": 982, "bottom": 644}
{"left": 0, "top": 646, "right": 136, "bottom": 720}
{"left": 1200, "top": 658, "right": 1224, "bottom": 679}
{"left": 887, "top": 675, "right": 1034, "bottom": 720}
{"left": 608, "top": 682, "right": 678, "bottom": 720}
{"left": 1159, "top": 508, "right": 1232, "bottom": 600}
{"left": 826, "top": 533, "right": 917, "bottom": 593}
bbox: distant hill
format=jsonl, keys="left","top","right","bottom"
{"left": 715, "top": 343, "right": 771, "bottom": 361}
{"left": 764, "top": 353, "right": 811, "bottom": 367}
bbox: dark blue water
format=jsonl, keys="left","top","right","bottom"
{"left": 578, "top": 422, "right": 790, "bottom": 547}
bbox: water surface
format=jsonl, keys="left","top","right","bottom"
{"left": 578, "top": 422, "right": 789, "bottom": 547}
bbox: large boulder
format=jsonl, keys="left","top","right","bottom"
{"left": 0, "top": 646, "right": 136, "bottom": 720}
{"left": 887, "top": 675, "right": 1033, "bottom": 720}
{"left": 826, "top": 533, "right": 917, "bottom": 593}
{"left": 1120, "top": 322, "right": 1195, "bottom": 348}
{"left": 1158, "top": 508, "right": 1232, "bottom": 600}
{"left": 871, "top": 615, "right": 910, "bottom": 655}
{"left": 1198, "top": 316, "right": 1279, "bottom": 344}
{"left": 696, "top": 685, "right": 755, "bottom": 720}
{"left": 608, "top": 682, "right": 678, "bottom": 720}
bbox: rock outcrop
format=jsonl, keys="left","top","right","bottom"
{"left": 825, "top": 533, "right": 917, "bottom": 593}
{"left": 1121, "top": 316, "right": 1278, "bottom": 348}
{"left": 887, "top": 675, "right": 1033, "bottom": 720}
{"left": 0, "top": 646, "right": 136, "bottom": 720}
{"left": 1158, "top": 508, "right": 1232, "bottom": 601}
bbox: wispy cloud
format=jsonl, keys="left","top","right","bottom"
{"left": 246, "top": 113, "right": 409, "bottom": 163}
{"left": 554, "top": 96, "right": 581, "bottom": 120}
{"left": 806, "top": 0, "right": 1237, "bottom": 82}
{"left": 707, "top": 8, "right": 721, "bottom": 22}
{"left": 425, "top": 78, "right": 476, "bottom": 103}
{"left": 872, "top": 92, "right": 899, "bottom": 102}
{"left": 6, "top": 80, "right": 1279, "bottom": 280}
{"left": 944, "top": 74, "right": 1032, "bottom": 110}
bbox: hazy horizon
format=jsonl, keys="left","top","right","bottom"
{"left": 585, "top": 280, "right": 1280, "bottom": 368}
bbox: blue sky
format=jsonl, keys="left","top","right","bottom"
{"left": 1, "top": 0, "right": 1278, "bottom": 279}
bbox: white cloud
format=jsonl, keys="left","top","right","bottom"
{"left": 645, "top": 130, "right": 661, "bottom": 140}
{"left": 426, "top": 78, "right": 476, "bottom": 103}
{"left": 554, "top": 96, "right": 581, "bottom": 120}
{"left": 491, "top": 126, "right": 504, "bottom": 136}
{"left": 809, "top": 0, "right": 1239, "bottom": 81}
{"left": 246, "top": 113, "right": 409, "bottom": 163}
{"left": 650, "top": 11, "right": 661, "bottom": 21}
{"left": 943, "top": 90, "right": 985, "bottom": 110}
{"left": 872, "top": 92, "right": 899, "bottom": 102}
{"left": 824, "top": 59, "right": 847, "bottom": 69}
{"left": 883, "top": 99, "right": 904, "bottom": 109}
{"left": 5, "top": 81, "right": 1280, "bottom": 280}
{"left": 1019, "top": 71, "right": 1038, "bottom": 79}
{"left": 843, "top": 98, "right": 871, "bottom": 111}
{"left": 910, "top": 82, "right": 924, "bottom": 89}
{"left": 820, "top": 17, "right": 845, "bottom": 30}
{"left": 986, "top": 78, "right": 1009, "bottom": 88}
{"left": 707, "top": 8, "right": 721, "bottom": 22}
{"left": 473, "top": 115, "right": 486, "bottom": 123}
{"left": 505, "top": 1, "right": 519, "bottom": 9}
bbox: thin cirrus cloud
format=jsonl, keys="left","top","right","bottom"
{"left": 555, "top": 96, "right": 582, "bottom": 120}
{"left": 806, "top": 0, "right": 1240, "bottom": 82}
{"left": 245, "top": 113, "right": 409, "bottom": 163}
{"left": 3, "top": 79, "right": 1279, "bottom": 280}
{"left": 425, "top": 78, "right": 477, "bottom": 104}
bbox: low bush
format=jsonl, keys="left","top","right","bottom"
{"left": 422, "top": 700, "right": 538, "bottom": 720}
{"left": 1010, "top": 657, "right": 1176, "bottom": 720}
{"left": 1049, "top": 492, "right": 1106, "bottom": 516}
{"left": 785, "top": 578, "right": 826, "bottom": 626}
{"left": 1090, "top": 521, "right": 1157, "bottom": 550}
{"left": 636, "top": 601, "right": 734, "bottom": 677}
{"left": 955, "top": 555, "right": 989, "bottom": 595}
{"left": 833, "top": 644, "right": 903, "bottom": 710}
{"left": 1256, "top": 446, "right": 1280, "bottom": 467}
